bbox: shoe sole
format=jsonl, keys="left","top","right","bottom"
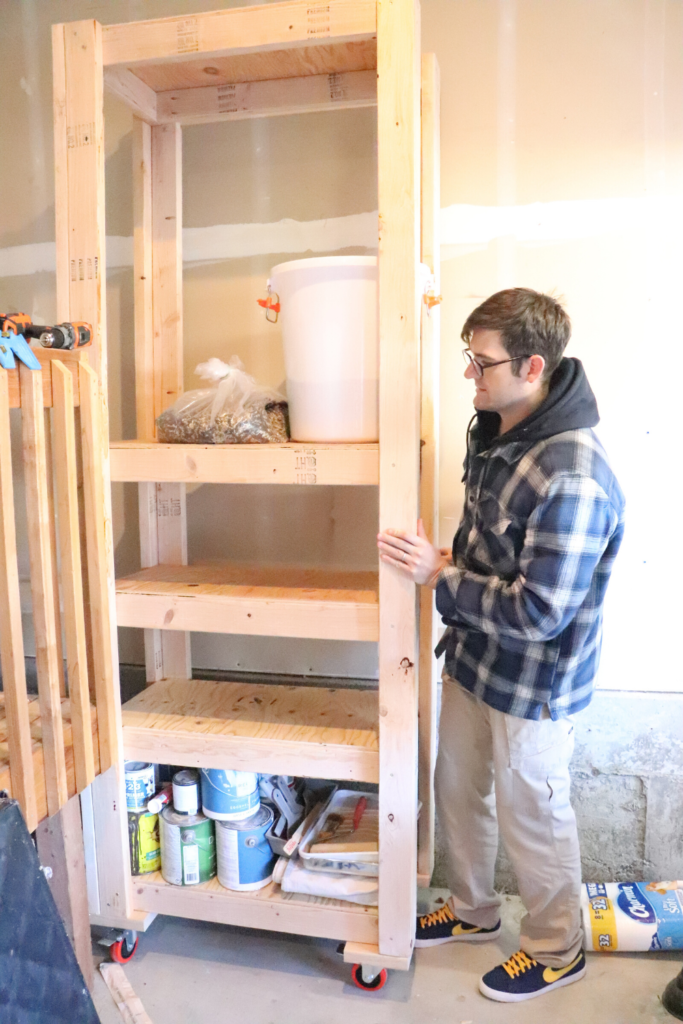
{"left": 479, "top": 965, "right": 587, "bottom": 1003}
{"left": 415, "top": 928, "right": 501, "bottom": 948}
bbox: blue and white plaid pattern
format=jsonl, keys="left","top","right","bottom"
{"left": 436, "top": 428, "right": 625, "bottom": 720}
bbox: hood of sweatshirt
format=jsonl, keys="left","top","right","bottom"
{"left": 471, "top": 356, "right": 600, "bottom": 452}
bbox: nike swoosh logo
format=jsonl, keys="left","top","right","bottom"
{"left": 543, "top": 956, "right": 582, "bottom": 984}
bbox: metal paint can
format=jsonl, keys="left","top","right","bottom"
{"left": 200, "top": 769, "right": 260, "bottom": 821}
{"left": 160, "top": 806, "right": 216, "bottom": 886}
{"left": 128, "top": 809, "right": 161, "bottom": 876}
{"left": 172, "top": 768, "right": 200, "bottom": 815}
{"left": 216, "top": 805, "right": 276, "bottom": 892}
{"left": 125, "top": 761, "right": 156, "bottom": 811}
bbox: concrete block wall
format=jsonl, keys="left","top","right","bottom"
{"left": 433, "top": 690, "right": 683, "bottom": 892}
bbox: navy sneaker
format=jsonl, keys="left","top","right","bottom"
{"left": 479, "top": 949, "right": 586, "bottom": 1002}
{"left": 415, "top": 903, "right": 501, "bottom": 947}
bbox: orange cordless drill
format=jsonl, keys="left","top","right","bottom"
{"left": 0, "top": 313, "right": 92, "bottom": 350}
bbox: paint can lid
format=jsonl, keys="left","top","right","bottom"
{"left": 161, "top": 805, "right": 212, "bottom": 829}
{"left": 124, "top": 761, "right": 152, "bottom": 773}
{"left": 216, "top": 804, "right": 274, "bottom": 832}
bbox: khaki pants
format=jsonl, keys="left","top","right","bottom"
{"left": 434, "top": 674, "right": 583, "bottom": 968}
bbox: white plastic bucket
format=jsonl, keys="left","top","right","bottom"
{"left": 269, "top": 256, "right": 379, "bottom": 443}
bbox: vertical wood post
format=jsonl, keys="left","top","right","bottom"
{"left": 417, "top": 53, "right": 441, "bottom": 886}
{"left": 52, "top": 21, "right": 106, "bottom": 387}
{"left": 377, "top": 0, "right": 422, "bottom": 959}
{"left": 0, "top": 372, "right": 38, "bottom": 832}
{"left": 79, "top": 363, "right": 121, "bottom": 773}
{"left": 142, "top": 121, "right": 190, "bottom": 680}
{"left": 52, "top": 360, "right": 97, "bottom": 792}
{"left": 21, "top": 364, "right": 69, "bottom": 816}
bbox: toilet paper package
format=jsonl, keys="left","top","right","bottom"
{"left": 582, "top": 881, "right": 683, "bottom": 952}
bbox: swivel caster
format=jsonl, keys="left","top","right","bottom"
{"left": 110, "top": 930, "right": 138, "bottom": 964}
{"left": 351, "top": 963, "right": 387, "bottom": 991}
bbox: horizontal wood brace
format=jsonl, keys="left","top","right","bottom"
{"left": 132, "top": 873, "right": 378, "bottom": 944}
{"left": 109, "top": 441, "right": 379, "bottom": 485}
{"left": 155, "top": 68, "right": 377, "bottom": 125}
{"left": 102, "top": 1, "right": 377, "bottom": 68}
{"left": 1, "top": 353, "right": 84, "bottom": 409}
{"left": 342, "top": 941, "right": 412, "bottom": 971}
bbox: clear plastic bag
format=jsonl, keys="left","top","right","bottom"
{"left": 156, "top": 357, "right": 289, "bottom": 444}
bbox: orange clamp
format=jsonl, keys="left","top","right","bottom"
{"left": 424, "top": 291, "right": 443, "bottom": 310}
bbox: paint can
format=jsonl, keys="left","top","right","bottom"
{"left": 128, "top": 809, "right": 160, "bottom": 876}
{"left": 125, "top": 761, "right": 156, "bottom": 811}
{"left": 160, "top": 806, "right": 216, "bottom": 886}
{"left": 216, "top": 805, "right": 276, "bottom": 892}
{"left": 172, "top": 768, "right": 200, "bottom": 815}
{"left": 200, "top": 769, "right": 260, "bottom": 821}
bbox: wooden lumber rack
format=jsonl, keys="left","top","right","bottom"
{"left": 52, "top": 0, "right": 440, "bottom": 976}
{"left": 0, "top": 351, "right": 119, "bottom": 832}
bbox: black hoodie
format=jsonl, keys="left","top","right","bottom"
{"left": 470, "top": 356, "right": 600, "bottom": 454}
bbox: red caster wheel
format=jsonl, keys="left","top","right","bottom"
{"left": 351, "top": 964, "right": 387, "bottom": 991}
{"left": 110, "top": 935, "right": 138, "bottom": 964}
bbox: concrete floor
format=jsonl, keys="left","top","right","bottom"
{"left": 91, "top": 892, "right": 682, "bottom": 1024}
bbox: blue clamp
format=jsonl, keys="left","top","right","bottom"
{"left": 0, "top": 331, "right": 42, "bottom": 371}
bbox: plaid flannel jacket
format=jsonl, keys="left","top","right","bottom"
{"left": 435, "top": 426, "right": 625, "bottom": 720}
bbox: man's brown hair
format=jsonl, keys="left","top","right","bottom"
{"left": 461, "top": 288, "right": 571, "bottom": 379}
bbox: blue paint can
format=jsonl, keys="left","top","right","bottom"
{"left": 216, "top": 805, "right": 276, "bottom": 891}
{"left": 200, "top": 769, "right": 260, "bottom": 821}
{"left": 125, "top": 761, "right": 155, "bottom": 811}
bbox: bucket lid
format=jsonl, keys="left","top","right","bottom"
{"left": 270, "top": 255, "right": 377, "bottom": 277}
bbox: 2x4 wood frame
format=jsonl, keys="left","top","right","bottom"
{"left": 52, "top": 0, "right": 439, "bottom": 971}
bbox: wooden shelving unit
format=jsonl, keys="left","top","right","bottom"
{"left": 52, "top": 0, "right": 440, "bottom": 978}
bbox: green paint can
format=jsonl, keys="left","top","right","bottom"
{"left": 160, "top": 805, "right": 216, "bottom": 886}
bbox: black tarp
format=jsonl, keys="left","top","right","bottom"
{"left": 0, "top": 797, "right": 100, "bottom": 1023}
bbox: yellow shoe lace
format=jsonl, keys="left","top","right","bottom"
{"left": 419, "top": 904, "right": 456, "bottom": 929}
{"left": 502, "top": 951, "right": 538, "bottom": 979}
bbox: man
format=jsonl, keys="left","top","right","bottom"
{"left": 377, "top": 288, "right": 625, "bottom": 1003}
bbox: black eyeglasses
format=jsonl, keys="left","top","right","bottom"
{"left": 462, "top": 348, "right": 533, "bottom": 379}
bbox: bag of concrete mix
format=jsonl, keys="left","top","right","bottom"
{"left": 582, "top": 881, "right": 683, "bottom": 951}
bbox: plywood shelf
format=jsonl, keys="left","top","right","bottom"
{"left": 122, "top": 677, "right": 378, "bottom": 781}
{"left": 109, "top": 441, "right": 379, "bottom": 485}
{"left": 132, "top": 871, "right": 378, "bottom": 944}
{"left": 115, "top": 562, "right": 379, "bottom": 640}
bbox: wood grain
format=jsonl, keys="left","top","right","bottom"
{"left": 0, "top": 372, "right": 37, "bottom": 830}
{"left": 417, "top": 51, "right": 440, "bottom": 886}
{"left": 154, "top": 68, "right": 376, "bottom": 126}
{"left": 102, "top": 1, "right": 376, "bottom": 67}
{"left": 116, "top": 562, "right": 379, "bottom": 640}
{"left": 0, "top": 695, "right": 99, "bottom": 824}
{"left": 377, "top": 0, "right": 422, "bottom": 959}
{"left": 122, "top": 677, "right": 378, "bottom": 781}
{"left": 110, "top": 441, "right": 379, "bottom": 485}
{"left": 21, "top": 364, "right": 69, "bottom": 814}
{"left": 52, "top": 361, "right": 97, "bottom": 791}
{"left": 132, "top": 871, "right": 378, "bottom": 944}
{"left": 62, "top": 20, "right": 107, "bottom": 383}
{"left": 80, "top": 363, "right": 119, "bottom": 772}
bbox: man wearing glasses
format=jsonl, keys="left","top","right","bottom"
{"left": 377, "top": 288, "right": 624, "bottom": 1003}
